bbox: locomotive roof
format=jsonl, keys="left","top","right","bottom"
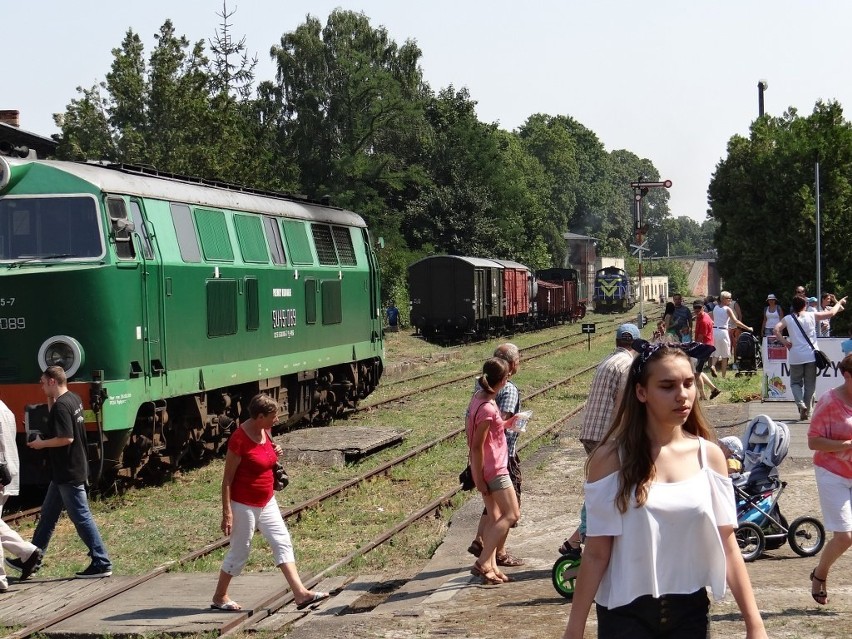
{"left": 4, "top": 158, "right": 367, "bottom": 228}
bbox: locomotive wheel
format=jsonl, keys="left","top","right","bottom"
{"left": 551, "top": 554, "right": 581, "bottom": 599}
{"left": 788, "top": 516, "right": 826, "bottom": 557}
{"left": 736, "top": 522, "right": 765, "bottom": 562}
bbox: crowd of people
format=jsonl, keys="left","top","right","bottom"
{"left": 2, "top": 283, "right": 850, "bottom": 635}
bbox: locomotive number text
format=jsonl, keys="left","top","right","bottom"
{"left": 0, "top": 317, "right": 25, "bottom": 330}
{"left": 272, "top": 308, "right": 297, "bottom": 328}
{"left": 0, "top": 298, "right": 15, "bottom": 306}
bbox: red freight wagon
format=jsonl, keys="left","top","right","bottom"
{"left": 490, "top": 259, "right": 531, "bottom": 323}
{"left": 536, "top": 280, "right": 566, "bottom": 325}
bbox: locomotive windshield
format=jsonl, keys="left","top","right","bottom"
{"left": 0, "top": 195, "right": 104, "bottom": 263}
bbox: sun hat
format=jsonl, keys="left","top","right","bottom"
{"left": 616, "top": 323, "right": 641, "bottom": 340}
{"left": 766, "top": 294, "right": 777, "bottom": 301}
{"left": 719, "top": 436, "right": 743, "bottom": 460}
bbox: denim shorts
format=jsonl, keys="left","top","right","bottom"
{"left": 487, "top": 474, "right": 513, "bottom": 492}
{"left": 596, "top": 588, "right": 709, "bottom": 639}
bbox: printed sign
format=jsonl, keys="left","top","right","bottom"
{"left": 761, "top": 337, "right": 845, "bottom": 402}
{"left": 582, "top": 323, "right": 596, "bottom": 334}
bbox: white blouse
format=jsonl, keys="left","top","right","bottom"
{"left": 585, "top": 438, "right": 736, "bottom": 609}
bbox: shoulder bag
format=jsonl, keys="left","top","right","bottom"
{"left": 459, "top": 402, "right": 487, "bottom": 491}
{"left": 790, "top": 314, "right": 831, "bottom": 373}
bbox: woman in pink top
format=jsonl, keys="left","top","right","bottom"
{"left": 467, "top": 357, "right": 518, "bottom": 585}
{"left": 563, "top": 342, "right": 765, "bottom": 639}
{"left": 211, "top": 394, "right": 329, "bottom": 611}
{"left": 807, "top": 354, "right": 852, "bottom": 605}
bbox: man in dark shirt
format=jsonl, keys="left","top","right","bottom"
{"left": 26, "top": 366, "right": 112, "bottom": 578}
{"left": 666, "top": 293, "right": 692, "bottom": 339}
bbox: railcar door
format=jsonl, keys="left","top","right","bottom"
{"left": 361, "top": 228, "right": 382, "bottom": 345}
{"left": 128, "top": 198, "right": 166, "bottom": 388}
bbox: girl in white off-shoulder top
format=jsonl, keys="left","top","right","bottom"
{"left": 563, "top": 342, "right": 767, "bottom": 639}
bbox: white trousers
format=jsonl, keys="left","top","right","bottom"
{"left": 0, "top": 495, "right": 40, "bottom": 586}
{"left": 221, "top": 496, "right": 295, "bottom": 576}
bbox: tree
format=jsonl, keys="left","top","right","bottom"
{"left": 709, "top": 100, "right": 852, "bottom": 329}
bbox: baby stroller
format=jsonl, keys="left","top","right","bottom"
{"left": 733, "top": 415, "right": 825, "bottom": 561}
{"left": 734, "top": 331, "right": 762, "bottom": 376}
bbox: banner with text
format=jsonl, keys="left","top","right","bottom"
{"left": 761, "top": 337, "right": 846, "bottom": 401}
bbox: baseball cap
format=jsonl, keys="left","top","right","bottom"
{"left": 842, "top": 339, "right": 852, "bottom": 355}
{"left": 692, "top": 300, "right": 703, "bottom": 308}
{"left": 617, "top": 323, "right": 641, "bottom": 340}
{"left": 807, "top": 297, "right": 818, "bottom": 303}
{"left": 766, "top": 294, "right": 777, "bottom": 301}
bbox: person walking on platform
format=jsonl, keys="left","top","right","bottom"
{"left": 563, "top": 341, "right": 766, "bottom": 639}
{"left": 711, "top": 291, "right": 753, "bottom": 378}
{"left": 692, "top": 301, "right": 721, "bottom": 401}
{"left": 1, "top": 400, "right": 43, "bottom": 588}
{"left": 466, "top": 358, "right": 520, "bottom": 585}
{"left": 557, "top": 324, "right": 639, "bottom": 557}
{"left": 212, "top": 394, "right": 328, "bottom": 611}
{"left": 26, "top": 366, "right": 112, "bottom": 578}
{"left": 467, "top": 343, "right": 525, "bottom": 568}
{"left": 806, "top": 353, "right": 852, "bottom": 605}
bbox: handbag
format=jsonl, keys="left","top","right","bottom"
{"left": 0, "top": 461, "right": 10, "bottom": 487}
{"left": 459, "top": 465, "right": 475, "bottom": 491}
{"left": 273, "top": 461, "right": 289, "bottom": 490}
{"left": 790, "top": 314, "right": 831, "bottom": 373}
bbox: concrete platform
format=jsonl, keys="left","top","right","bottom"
{"left": 277, "top": 426, "right": 408, "bottom": 467}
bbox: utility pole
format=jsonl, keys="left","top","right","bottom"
{"left": 630, "top": 177, "right": 672, "bottom": 331}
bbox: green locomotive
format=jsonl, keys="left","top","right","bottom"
{"left": 0, "top": 156, "right": 384, "bottom": 486}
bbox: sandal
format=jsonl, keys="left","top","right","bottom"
{"left": 558, "top": 541, "right": 582, "bottom": 560}
{"left": 471, "top": 561, "right": 501, "bottom": 585}
{"left": 810, "top": 569, "right": 828, "bottom": 605}
{"left": 494, "top": 570, "right": 512, "bottom": 583}
{"left": 467, "top": 539, "right": 483, "bottom": 557}
{"left": 496, "top": 552, "right": 525, "bottom": 567}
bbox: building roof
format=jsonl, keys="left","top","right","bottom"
{"left": 0, "top": 122, "right": 58, "bottom": 158}
{"left": 562, "top": 232, "right": 599, "bottom": 242}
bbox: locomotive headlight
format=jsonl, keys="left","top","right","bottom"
{"left": 38, "top": 335, "right": 85, "bottom": 378}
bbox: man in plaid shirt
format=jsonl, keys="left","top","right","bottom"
{"left": 467, "top": 343, "right": 525, "bottom": 567}
{"left": 559, "top": 324, "right": 639, "bottom": 557}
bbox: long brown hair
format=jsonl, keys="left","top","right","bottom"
{"left": 477, "top": 357, "right": 509, "bottom": 394}
{"left": 592, "top": 345, "right": 714, "bottom": 513}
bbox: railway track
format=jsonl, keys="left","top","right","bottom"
{"left": 4, "top": 360, "right": 598, "bottom": 639}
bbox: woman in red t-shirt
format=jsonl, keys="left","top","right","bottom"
{"left": 807, "top": 354, "right": 852, "bottom": 606}
{"left": 211, "top": 394, "right": 329, "bottom": 611}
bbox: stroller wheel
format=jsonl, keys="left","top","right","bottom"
{"left": 552, "top": 554, "right": 582, "bottom": 599}
{"left": 788, "top": 516, "right": 826, "bottom": 557}
{"left": 736, "top": 522, "right": 765, "bottom": 562}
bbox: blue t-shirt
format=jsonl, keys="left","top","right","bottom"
{"left": 670, "top": 305, "right": 692, "bottom": 333}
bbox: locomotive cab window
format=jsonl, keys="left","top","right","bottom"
{"left": 0, "top": 195, "right": 103, "bottom": 262}
{"left": 128, "top": 200, "right": 154, "bottom": 260}
{"left": 106, "top": 196, "right": 136, "bottom": 260}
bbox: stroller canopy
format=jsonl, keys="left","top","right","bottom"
{"left": 742, "top": 414, "right": 790, "bottom": 473}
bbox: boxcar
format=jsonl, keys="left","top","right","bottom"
{"left": 488, "top": 259, "right": 532, "bottom": 332}
{"left": 535, "top": 280, "right": 565, "bottom": 326}
{"left": 0, "top": 157, "right": 384, "bottom": 485}
{"left": 408, "top": 255, "right": 505, "bottom": 341}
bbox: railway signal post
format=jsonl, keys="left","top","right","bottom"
{"left": 581, "top": 322, "right": 595, "bottom": 350}
{"left": 629, "top": 177, "right": 672, "bottom": 332}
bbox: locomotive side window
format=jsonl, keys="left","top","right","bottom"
{"left": 233, "top": 215, "right": 269, "bottom": 264}
{"left": 332, "top": 226, "right": 357, "bottom": 266}
{"left": 305, "top": 278, "right": 317, "bottom": 324}
{"left": 281, "top": 220, "right": 314, "bottom": 265}
{"left": 322, "top": 280, "right": 343, "bottom": 324}
{"left": 128, "top": 200, "right": 154, "bottom": 259}
{"left": 0, "top": 195, "right": 103, "bottom": 261}
{"left": 207, "top": 278, "right": 238, "bottom": 337}
{"left": 311, "top": 224, "right": 338, "bottom": 266}
{"left": 106, "top": 196, "right": 136, "bottom": 260}
{"left": 262, "top": 216, "right": 287, "bottom": 265}
{"left": 245, "top": 277, "right": 259, "bottom": 331}
{"left": 194, "top": 208, "right": 234, "bottom": 262}
{"left": 170, "top": 202, "right": 201, "bottom": 263}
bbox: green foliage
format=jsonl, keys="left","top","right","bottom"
{"left": 53, "top": 7, "right": 690, "bottom": 281}
{"left": 653, "top": 260, "right": 689, "bottom": 297}
{"left": 709, "top": 100, "right": 852, "bottom": 331}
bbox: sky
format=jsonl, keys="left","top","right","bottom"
{"left": 5, "top": 1, "right": 852, "bottom": 222}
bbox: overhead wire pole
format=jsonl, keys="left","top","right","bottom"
{"left": 630, "top": 177, "right": 672, "bottom": 331}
